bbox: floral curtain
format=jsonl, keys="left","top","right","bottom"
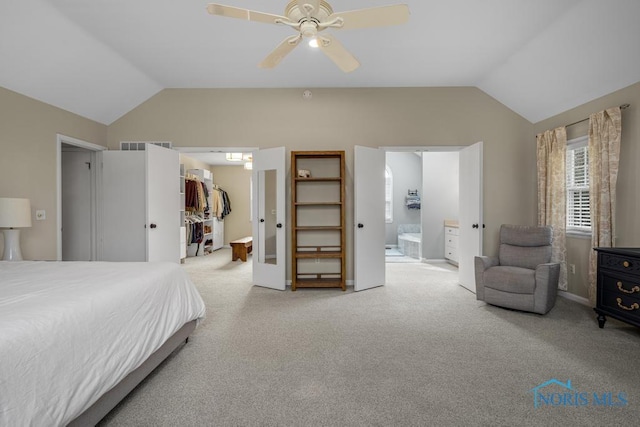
{"left": 537, "top": 127, "right": 567, "bottom": 290}
{"left": 588, "top": 107, "right": 622, "bottom": 304}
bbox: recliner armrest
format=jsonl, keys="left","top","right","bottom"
{"left": 474, "top": 256, "right": 499, "bottom": 301}
{"left": 533, "top": 262, "right": 561, "bottom": 314}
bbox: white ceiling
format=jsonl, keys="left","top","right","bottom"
{"left": 1, "top": 0, "right": 639, "bottom": 125}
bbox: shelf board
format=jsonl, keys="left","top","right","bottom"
{"left": 294, "top": 202, "right": 342, "bottom": 206}
{"left": 294, "top": 226, "right": 342, "bottom": 231}
{"left": 294, "top": 177, "right": 342, "bottom": 182}
{"left": 295, "top": 251, "right": 343, "bottom": 259}
{"left": 293, "top": 278, "right": 345, "bottom": 289}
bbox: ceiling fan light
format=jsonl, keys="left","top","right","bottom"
{"left": 226, "top": 152, "right": 243, "bottom": 162}
{"left": 308, "top": 38, "right": 319, "bottom": 48}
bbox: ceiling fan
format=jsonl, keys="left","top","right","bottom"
{"left": 206, "top": 1, "right": 410, "bottom": 73}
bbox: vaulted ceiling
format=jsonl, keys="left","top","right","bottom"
{"left": 2, "top": 0, "right": 639, "bottom": 125}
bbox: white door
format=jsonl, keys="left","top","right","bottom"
{"left": 354, "top": 146, "right": 386, "bottom": 291}
{"left": 252, "top": 147, "right": 286, "bottom": 290}
{"left": 146, "top": 144, "right": 180, "bottom": 263}
{"left": 100, "top": 151, "right": 147, "bottom": 261}
{"left": 458, "top": 141, "right": 483, "bottom": 292}
{"left": 61, "top": 150, "right": 92, "bottom": 261}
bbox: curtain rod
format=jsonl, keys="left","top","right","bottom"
{"left": 565, "top": 103, "right": 630, "bottom": 128}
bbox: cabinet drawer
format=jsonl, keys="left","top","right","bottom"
{"left": 599, "top": 272, "right": 640, "bottom": 296}
{"left": 445, "top": 234, "right": 458, "bottom": 248}
{"left": 599, "top": 253, "right": 640, "bottom": 275}
{"left": 599, "top": 291, "right": 640, "bottom": 320}
{"left": 445, "top": 226, "right": 459, "bottom": 236}
{"left": 445, "top": 246, "right": 458, "bottom": 262}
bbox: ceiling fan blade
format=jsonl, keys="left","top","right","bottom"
{"left": 259, "top": 35, "right": 302, "bottom": 69}
{"left": 206, "top": 3, "right": 288, "bottom": 25}
{"left": 317, "top": 34, "right": 360, "bottom": 73}
{"left": 328, "top": 4, "right": 410, "bottom": 30}
{"left": 297, "top": 0, "right": 320, "bottom": 17}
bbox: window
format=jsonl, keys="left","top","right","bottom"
{"left": 566, "top": 136, "right": 590, "bottom": 233}
{"left": 385, "top": 165, "right": 393, "bottom": 223}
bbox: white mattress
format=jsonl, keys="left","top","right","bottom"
{"left": 0, "top": 261, "right": 206, "bottom": 426}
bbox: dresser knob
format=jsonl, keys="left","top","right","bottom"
{"left": 623, "top": 260, "right": 630, "bottom": 268}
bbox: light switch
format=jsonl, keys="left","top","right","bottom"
{"left": 36, "top": 210, "right": 46, "bottom": 220}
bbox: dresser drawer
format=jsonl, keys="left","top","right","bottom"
{"left": 599, "top": 252, "right": 640, "bottom": 275}
{"left": 599, "top": 272, "right": 640, "bottom": 296}
{"left": 599, "top": 291, "right": 640, "bottom": 320}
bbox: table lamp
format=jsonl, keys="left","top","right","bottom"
{"left": 0, "top": 198, "right": 32, "bottom": 261}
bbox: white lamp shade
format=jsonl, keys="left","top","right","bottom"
{"left": 0, "top": 198, "right": 32, "bottom": 228}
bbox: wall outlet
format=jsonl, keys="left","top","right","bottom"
{"left": 35, "top": 210, "right": 46, "bottom": 220}
{"left": 570, "top": 264, "right": 576, "bottom": 274}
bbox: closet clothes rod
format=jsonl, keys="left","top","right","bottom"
{"left": 565, "top": 103, "right": 630, "bottom": 128}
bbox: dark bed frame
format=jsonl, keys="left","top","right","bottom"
{"left": 68, "top": 320, "right": 197, "bottom": 426}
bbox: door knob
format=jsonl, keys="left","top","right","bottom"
{"left": 358, "top": 223, "right": 364, "bottom": 228}
{"left": 150, "top": 223, "right": 157, "bottom": 229}
{"left": 276, "top": 223, "right": 282, "bottom": 228}
{"left": 472, "top": 224, "right": 479, "bottom": 229}
{"left": 260, "top": 218, "right": 265, "bottom": 223}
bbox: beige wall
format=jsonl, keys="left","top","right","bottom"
{"left": 179, "top": 153, "right": 210, "bottom": 171}
{"left": 4, "top": 82, "right": 636, "bottom": 295}
{"left": 0, "top": 86, "right": 107, "bottom": 260}
{"left": 533, "top": 81, "right": 640, "bottom": 299}
{"left": 209, "top": 165, "right": 252, "bottom": 244}
{"left": 108, "top": 87, "right": 537, "bottom": 279}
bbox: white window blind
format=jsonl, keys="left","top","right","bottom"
{"left": 566, "top": 138, "right": 590, "bottom": 232}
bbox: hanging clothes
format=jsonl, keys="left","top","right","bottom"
{"left": 211, "top": 186, "right": 232, "bottom": 220}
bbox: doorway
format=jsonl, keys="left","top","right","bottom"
{"left": 175, "top": 147, "right": 257, "bottom": 265}
{"left": 383, "top": 148, "right": 460, "bottom": 266}
{"left": 56, "top": 134, "right": 106, "bottom": 261}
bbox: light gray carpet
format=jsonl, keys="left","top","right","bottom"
{"left": 100, "top": 249, "right": 640, "bottom": 426}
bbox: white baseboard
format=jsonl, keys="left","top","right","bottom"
{"left": 558, "top": 290, "right": 591, "bottom": 306}
{"left": 422, "top": 258, "right": 448, "bottom": 263}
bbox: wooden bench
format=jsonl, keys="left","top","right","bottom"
{"left": 230, "top": 237, "right": 253, "bottom": 262}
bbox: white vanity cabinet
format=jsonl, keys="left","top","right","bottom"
{"left": 444, "top": 221, "right": 459, "bottom": 265}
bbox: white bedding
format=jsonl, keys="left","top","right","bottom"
{"left": 0, "top": 261, "right": 206, "bottom": 426}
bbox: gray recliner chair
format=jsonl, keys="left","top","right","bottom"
{"left": 475, "top": 224, "right": 560, "bottom": 314}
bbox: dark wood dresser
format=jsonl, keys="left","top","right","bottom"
{"left": 594, "top": 247, "right": 640, "bottom": 328}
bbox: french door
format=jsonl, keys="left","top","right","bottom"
{"left": 353, "top": 146, "right": 386, "bottom": 291}
{"left": 252, "top": 147, "right": 286, "bottom": 290}
{"left": 458, "top": 142, "right": 483, "bottom": 292}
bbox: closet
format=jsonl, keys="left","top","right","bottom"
{"left": 99, "top": 144, "right": 181, "bottom": 263}
{"left": 185, "top": 169, "right": 226, "bottom": 256}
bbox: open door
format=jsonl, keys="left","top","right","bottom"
{"left": 145, "top": 144, "right": 180, "bottom": 263}
{"left": 252, "top": 147, "right": 286, "bottom": 290}
{"left": 100, "top": 144, "right": 180, "bottom": 263}
{"left": 354, "top": 146, "right": 386, "bottom": 291}
{"left": 458, "top": 141, "right": 483, "bottom": 292}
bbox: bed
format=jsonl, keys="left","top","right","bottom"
{"left": 0, "top": 261, "right": 206, "bottom": 426}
